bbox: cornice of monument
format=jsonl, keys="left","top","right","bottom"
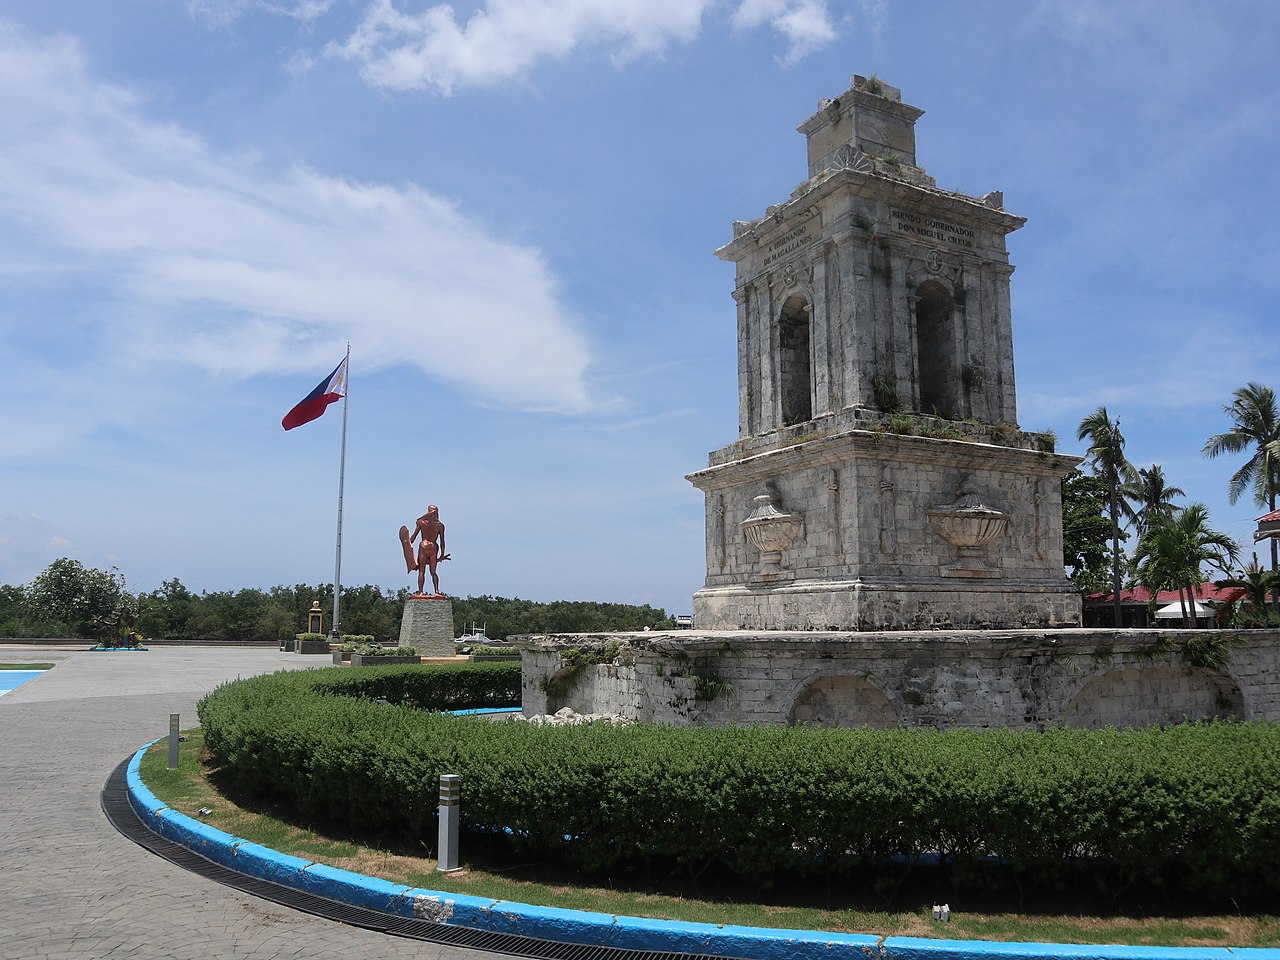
{"left": 715, "top": 164, "right": 1026, "bottom": 263}
{"left": 796, "top": 82, "right": 925, "bottom": 137}
{"left": 717, "top": 73, "right": 1026, "bottom": 263}
{"left": 687, "top": 428, "right": 1081, "bottom": 491}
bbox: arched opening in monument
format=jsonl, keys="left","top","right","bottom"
{"left": 1064, "top": 666, "right": 1246, "bottom": 729}
{"left": 789, "top": 674, "right": 898, "bottom": 728}
{"left": 543, "top": 665, "right": 593, "bottom": 716}
{"left": 913, "top": 281, "right": 958, "bottom": 417}
{"left": 778, "top": 294, "right": 813, "bottom": 425}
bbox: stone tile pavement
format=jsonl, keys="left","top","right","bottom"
{"left": 0, "top": 644, "right": 501, "bottom": 960}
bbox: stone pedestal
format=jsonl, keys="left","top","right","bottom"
{"left": 399, "top": 597, "right": 455, "bottom": 656}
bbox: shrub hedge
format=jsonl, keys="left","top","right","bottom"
{"left": 197, "top": 665, "right": 1280, "bottom": 906}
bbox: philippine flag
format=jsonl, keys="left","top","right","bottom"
{"left": 282, "top": 357, "right": 348, "bottom": 431}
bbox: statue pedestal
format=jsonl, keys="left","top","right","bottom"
{"left": 400, "top": 596, "right": 455, "bottom": 656}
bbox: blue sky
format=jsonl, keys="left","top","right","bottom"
{"left": 2, "top": 1, "right": 1277, "bottom": 616}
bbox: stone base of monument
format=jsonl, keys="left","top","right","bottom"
{"left": 518, "top": 628, "right": 1280, "bottom": 731}
{"left": 692, "top": 577, "right": 1082, "bottom": 633}
{"left": 296, "top": 638, "right": 329, "bottom": 655}
{"left": 399, "top": 596, "right": 456, "bottom": 657}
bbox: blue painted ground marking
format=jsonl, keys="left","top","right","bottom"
{"left": 448, "top": 707, "right": 522, "bottom": 716}
{"left": 0, "top": 670, "right": 47, "bottom": 697}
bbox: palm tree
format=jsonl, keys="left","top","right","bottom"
{"left": 1121, "top": 464, "right": 1185, "bottom": 540}
{"left": 1077, "top": 407, "right": 1136, "bottom": 626}
{"left": 1133, "top": 503, "right": 1239, "bottom": 628}
{"left": 1203, "top": 382, "right": 1280, "bottom": 610}
{"left": 1214, "top": 555, "right": 1280, "bottom": 627}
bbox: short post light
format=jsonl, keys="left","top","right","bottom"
{"left": 437, "top": 774, "right": 462, "bottom": 872}
{"left": 168, "top": 713, "right": 180, "bottom": 770}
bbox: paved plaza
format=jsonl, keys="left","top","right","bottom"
{"left": 0, "top": 643, "right": 503, "bottom": 960}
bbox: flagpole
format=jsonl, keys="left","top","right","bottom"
{"left": 331, "top": 342, "right": 350, "bottom": 640}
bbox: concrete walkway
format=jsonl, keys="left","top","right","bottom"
{"left": 0, "top": 644, "right": 500, "bottom": 960}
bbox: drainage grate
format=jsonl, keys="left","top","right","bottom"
{"left": 101, "top": 757, "right": 742, "bottom": 960}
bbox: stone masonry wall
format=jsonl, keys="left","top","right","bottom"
{"left": 519, "top": 629, "right": 1280, "bottom": 731}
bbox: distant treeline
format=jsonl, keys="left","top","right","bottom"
{"left": 0, "top": 566, "right": 673, "bottom": 642}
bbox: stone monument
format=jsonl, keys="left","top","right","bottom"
{"left": 398, "top": 505, "right": 455, "bottom": 656}
{"left": 518, "top": 74, "right": 1280, "bottom": 732}
{"left": 687, "top": 74, "right": 1081, "bottom": 631}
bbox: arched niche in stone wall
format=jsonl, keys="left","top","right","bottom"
{"left": 789, "top": 674, "right": 898, "bottom": 728}
{"left": 777, "top": 292, "right": 813, "bottom": 425}
{"left": 913, "top": 280, "right": 959, "bottom": 418}
{"left": 1063, "top": 666, "right": 1245, "bottom": 730}
{"left": 542, "top": 664, "right": 594, "bottom": 716}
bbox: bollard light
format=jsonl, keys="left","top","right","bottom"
{"left": 437, "top": 774, "right": 462, "bottom": 872}
{"left": 168, "top": 714, "right": 180, "bottom": 770}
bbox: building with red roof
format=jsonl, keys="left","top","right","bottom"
{"left": 1256, "top": 508, "right": 1280, "bottom": 543}
{"left": 1083, "top": 582, "right": 1238, "bottom": 628}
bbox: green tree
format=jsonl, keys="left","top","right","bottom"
{"left": 1214, "top": 556, "right": 1280, "bottom": 627}
{"left": 1121, "top": 464, "right": 1185, "bottom": 540}
{"left": 1202, "top": 382, "right": 1280, "bottom": 608}
{"left": 0, "top": 584, "right": 64, "bottom": 637}
{"left": 1077, "top": 407, "right": 1137, "bottom": 625}
{"left": 1061, "top": 470, "right": 1115, "bottom": 595}
{"left": 338, "top": 584, "right": 401, "bottom": 640}
{"left": 137, "top": 578, "right": 195, "bottom": 639}
{"left": 1132, "top": 503, "right": 1238, "bottom": 628}
{"left": 27, "top": 558, "right": 137, "bottom": 640}
{"left": 450, "top": 594, "right": 672, "bottom": 639}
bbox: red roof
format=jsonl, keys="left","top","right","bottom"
{"left": 1086, "top": 581, "right": 1236, "bottom": 604}
{"left": 1257, "top": 509, "right": 1280, "bottom": 523}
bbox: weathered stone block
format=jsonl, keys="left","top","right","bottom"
{"left": 296, "top": 639, "right": 328, "bottom": 655}
{"left": 399, "top": 597, "right": 455, "bottom": 657}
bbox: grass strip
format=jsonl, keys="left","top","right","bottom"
{"left": 0, "top": 662, "right": 54, "bottom": 670}
{"left": 138, "top": 731, "right": 1280, "bottom": 948}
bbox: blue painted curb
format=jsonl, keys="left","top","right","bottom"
{"left": 125, "top": 739, "right": 1280, "bottom": 960}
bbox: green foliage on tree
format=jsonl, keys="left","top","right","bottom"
{"left": 1061, "top": 469, "right": 1117, "bottom": 596}
{"left": 1203, "top": 381, "right": 1280, "bottom": 611}
{"left": 1132, "top": 503, "right": 1238, "bottom": 628}
{"left": 26, "top": 558, "right": 137, "bottom": 640}
{"left": 451, "top": 595, "right": 673, "bottom": 639}
{"left": 1120, "top": 464, "right": 1185, "bottom": 540}
{"left": 0, "top": 583, "right": 68, "bottom": 637}
{"left": 1214, "top": 557, "right": 1280, "bottom": 628}
{"left": 1076, "top": 408, "right": 1137, "bottom": 618}
{"left": 4, "top": 560, "right": 671, "bottom": 642}
{"left": 1203, "top": 382, "right": 1280, "bottom": 510}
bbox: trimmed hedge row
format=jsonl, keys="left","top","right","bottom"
{"left": 197, "top": 665, "right": 1280, "bottom": 905}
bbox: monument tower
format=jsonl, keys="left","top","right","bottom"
{"left": 688, "top": 75, "right": 1082, "bottom": 630}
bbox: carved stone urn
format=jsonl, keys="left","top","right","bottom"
{"left": 927, "top": 478, "right": 1008, "bottom": 578}
{"left": 741, "top": 492, "right": 804, "bottom": 580}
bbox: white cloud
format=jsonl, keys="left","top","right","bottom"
{"left": 188, "top": 0, "right": 334, "bottom": 27}
{"left": 327, "top": 0, "right": 838, "bottom": 94}
{"left": 0, "top": 22, "right": 592, "bottom": 414}
{"left": 329, "top": 0, "right": 709, "bottom": 93}
{"left": 731, "top": 0, "right": 837, "bottom": 65}
{"left": 186, "top": 0, "right": 841, "bottom": 92}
